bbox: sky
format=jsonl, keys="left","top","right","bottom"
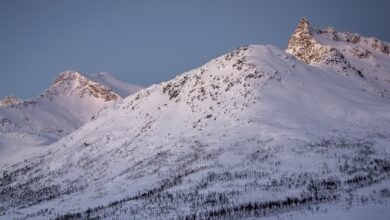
{"left": 1, "top": 0, "right": 390, "bottom": 99}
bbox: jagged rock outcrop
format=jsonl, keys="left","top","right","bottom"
{"left": 0, "top": 96, "right": 21, "bottom": 107}
{"left": 286, "top": 18, "right": 361, "bottom": 77}
{"left": 49, "top": 71, "right": 120, "bottom": 101}
{"left": 286, "top": 17, "right": 317, "bottom": 63}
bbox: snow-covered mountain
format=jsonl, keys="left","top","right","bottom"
{"left": 1, "top": 19, "right": 390, "bottom": 219}
{"left": 0, "top": 71, "right": 141, "bottom": 161}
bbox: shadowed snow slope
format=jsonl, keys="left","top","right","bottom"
{"left": 1, "top": 20, "right": 390, "bottom": 219}
{"left": 86, "top": 72, "right": 142, "bottom": 97}
{"left": 0, "top": 71, "right": 141, "bottom": 161}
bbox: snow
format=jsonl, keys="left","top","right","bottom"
{"left": 86, "top": 72, "right": 142, "bottom": 97}
{"left": 0, "top": 71, "right": 141, "bottom": 164}
{"left": 0, "top": 21, "right": 390, "bottom": 219}
{"left": 0, "top": 96, "right": 21, "bottom": 107}
{"left": 261, "top": 203, "right": 390, "bottom": 220}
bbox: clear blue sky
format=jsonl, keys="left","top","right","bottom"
{"left": 1, "top": 0, "right": 389, "bottom": 99}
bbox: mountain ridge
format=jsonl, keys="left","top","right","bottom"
{"left": 0, "top": 96, "right": 21, "bottom": 107}
{"left": 1, "top": 19, "right": 390, "bottom": 219}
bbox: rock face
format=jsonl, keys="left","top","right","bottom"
{"left": 0, "top": 96, "right": 21, "bottom": 107}
{"left": 286, "top": 17, "right": 317, "bottom": 63}
{"left": 286, "top": 18, "right": 358, "bottom": 73}
{"left": 49, "top": 71, "right": 120, "bottom": 102}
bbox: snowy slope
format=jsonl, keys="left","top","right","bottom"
{"left": 0, "top": 21, "right": 390, "bottom": 219}
{"left": 86, "top": 72, "right": 142, "bottom": 97}
{"left": 0, "top": 71, "right": 141, "bottom": 161}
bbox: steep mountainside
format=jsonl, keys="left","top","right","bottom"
{"left": 0, "top": 71, "right": 141, "bottom": 161}
{"left": 0, "top": 21, "right": 390, "bottom": 219}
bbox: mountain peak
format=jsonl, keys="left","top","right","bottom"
{"left": 286, "top": 19, "right": 390, "bottom": 98}
{"left": 286, "top": 18, "right": 358, "bottom": 68}
{"left": 285, "top": 17, "right": 317, "bottom": 64}
{"left": 297, "top": 17, "right": 311, "bottom": 34}
{"left": 292, "top": 17, "right": 313, "bottom": 39}
{"left": 53, "top": 70, "right": 84, "bottom": 84}
{"left": 286, "top": 17, "right": 390, "bottom": 66}
{"left": 44, "top": 70, "right": 121, "bottom": 102}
